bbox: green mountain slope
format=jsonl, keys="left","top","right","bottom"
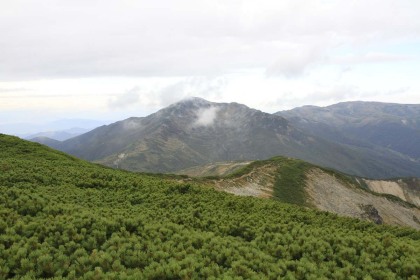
{"left": 52, "top": 98, "right": 420, "bottom": 178}
{"left": 1, "top": 134, "right": 419, "bottom": 279}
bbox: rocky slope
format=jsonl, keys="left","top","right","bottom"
{"left": 305, "top": 169, "right": 419, "bottom": 229}
{"left": 179, "top": 158, "right": 420, "bottom": 229}
{"left": 362, "top": 178, "right": 420, "bottom": 207}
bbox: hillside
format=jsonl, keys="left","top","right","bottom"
{"left": 1, "top": 134, "right": 419, "bottom": 279}
{"left": 30, "top": 136, "right": 63, "bottom": 149}
{"left": 178, "top": 158, "right": 420, "bottom": 229}
{"left": 49, "top": 98, "right": 420, "bottom": 178}
{"left": 276, "top": 101, "right": 420, "bottom": 161}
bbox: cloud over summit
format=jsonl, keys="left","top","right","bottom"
{"left": 194, "top": 107, "right": 220, "bottom": 127}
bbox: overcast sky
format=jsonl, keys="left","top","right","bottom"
{"left": 1, "top": 0, "right": 419, "bottom": 134}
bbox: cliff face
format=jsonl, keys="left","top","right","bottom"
{"left": 305, "top": 168, "right": 419, "bottom": 229}
{"left": 362, "top": 178, "right": 420, "bottom": 207}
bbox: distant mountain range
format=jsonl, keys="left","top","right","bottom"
{"left": 26, "top": 127, "right": 89, "bottom": 141}
{"left": 1, "top": 118, "right": 107, "bottom": 137}
{"left": 276, "top": 101, "right": 420, "bottom": 161}
{"left": 34, "top": 98, "right": 420, "bottom": 178}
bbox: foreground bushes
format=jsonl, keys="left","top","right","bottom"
{"left": 0, "top": 134, "right": 419, "bottom": 279}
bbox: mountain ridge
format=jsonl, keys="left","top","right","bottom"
{"left": 33, "top": 98, "right": 420, "bottom": 178}
{"left": 276, "top": 101, "right": 420, "bottom": 161}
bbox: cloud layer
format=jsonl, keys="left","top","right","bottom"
{"left": 1, "top": 0, "right": 419, "bottom": 79}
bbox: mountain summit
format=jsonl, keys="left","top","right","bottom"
{"left": 57, "top": 98, "right": 291, "bottom": 173}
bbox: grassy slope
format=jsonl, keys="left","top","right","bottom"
{"left": 0, "top": 134, "right": 419, "bottom": 279}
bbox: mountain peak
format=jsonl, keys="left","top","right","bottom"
{"left": 154, "top": 97, "right": 214, "bottom": 119}
{"left": 173, "top": 96, "right": 213, "bottom": 107}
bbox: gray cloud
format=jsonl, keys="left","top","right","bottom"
{"left": 108, "top": 87, "right": 140, "bottom": 109}
{"left": 0, "top": 0, "right": 419, "bottom": 80}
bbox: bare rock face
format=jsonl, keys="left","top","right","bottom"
{"left": 360, "top": 204, "right": 383, "bottom": 225}
{"left": 304, "top": 168, "right": 420, "bottom": 229}
{"left": 363, "top": 178, "right": 420, "bottom": 207}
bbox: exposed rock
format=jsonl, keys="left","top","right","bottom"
{"left": 360, "top": 204, "right": 383, "bottom": 224}
{"left": 303, "top": 168, "right": 419, "bottom": 229}
{"left": 364, "top": 178, "right": 420, "bottom": 207}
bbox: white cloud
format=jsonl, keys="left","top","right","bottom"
{"left": 194, "top": 107, "right": 220, "bottom": 127}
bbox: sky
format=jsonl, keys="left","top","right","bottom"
{"left": 1, "top": 0, "right": 419, "bottom": 135}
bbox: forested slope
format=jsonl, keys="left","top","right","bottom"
{"left": 0, "top": 134, "right": 419, "bottom": 279}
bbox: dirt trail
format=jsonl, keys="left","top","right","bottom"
{"left": 212, "top": 164, "right": 277, "bottom": 198}
{"left": 177, "top": 161, "right": 252, "bottom": 177}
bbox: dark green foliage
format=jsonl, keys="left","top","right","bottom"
{"left": 271, "top": 157, "right": 310, "bottom": 206}
{"left": 1, "top": 134, "right": 419, "bottom": 279}
{"left": 223, "top": 156, "right": 310, "bottom": 205}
